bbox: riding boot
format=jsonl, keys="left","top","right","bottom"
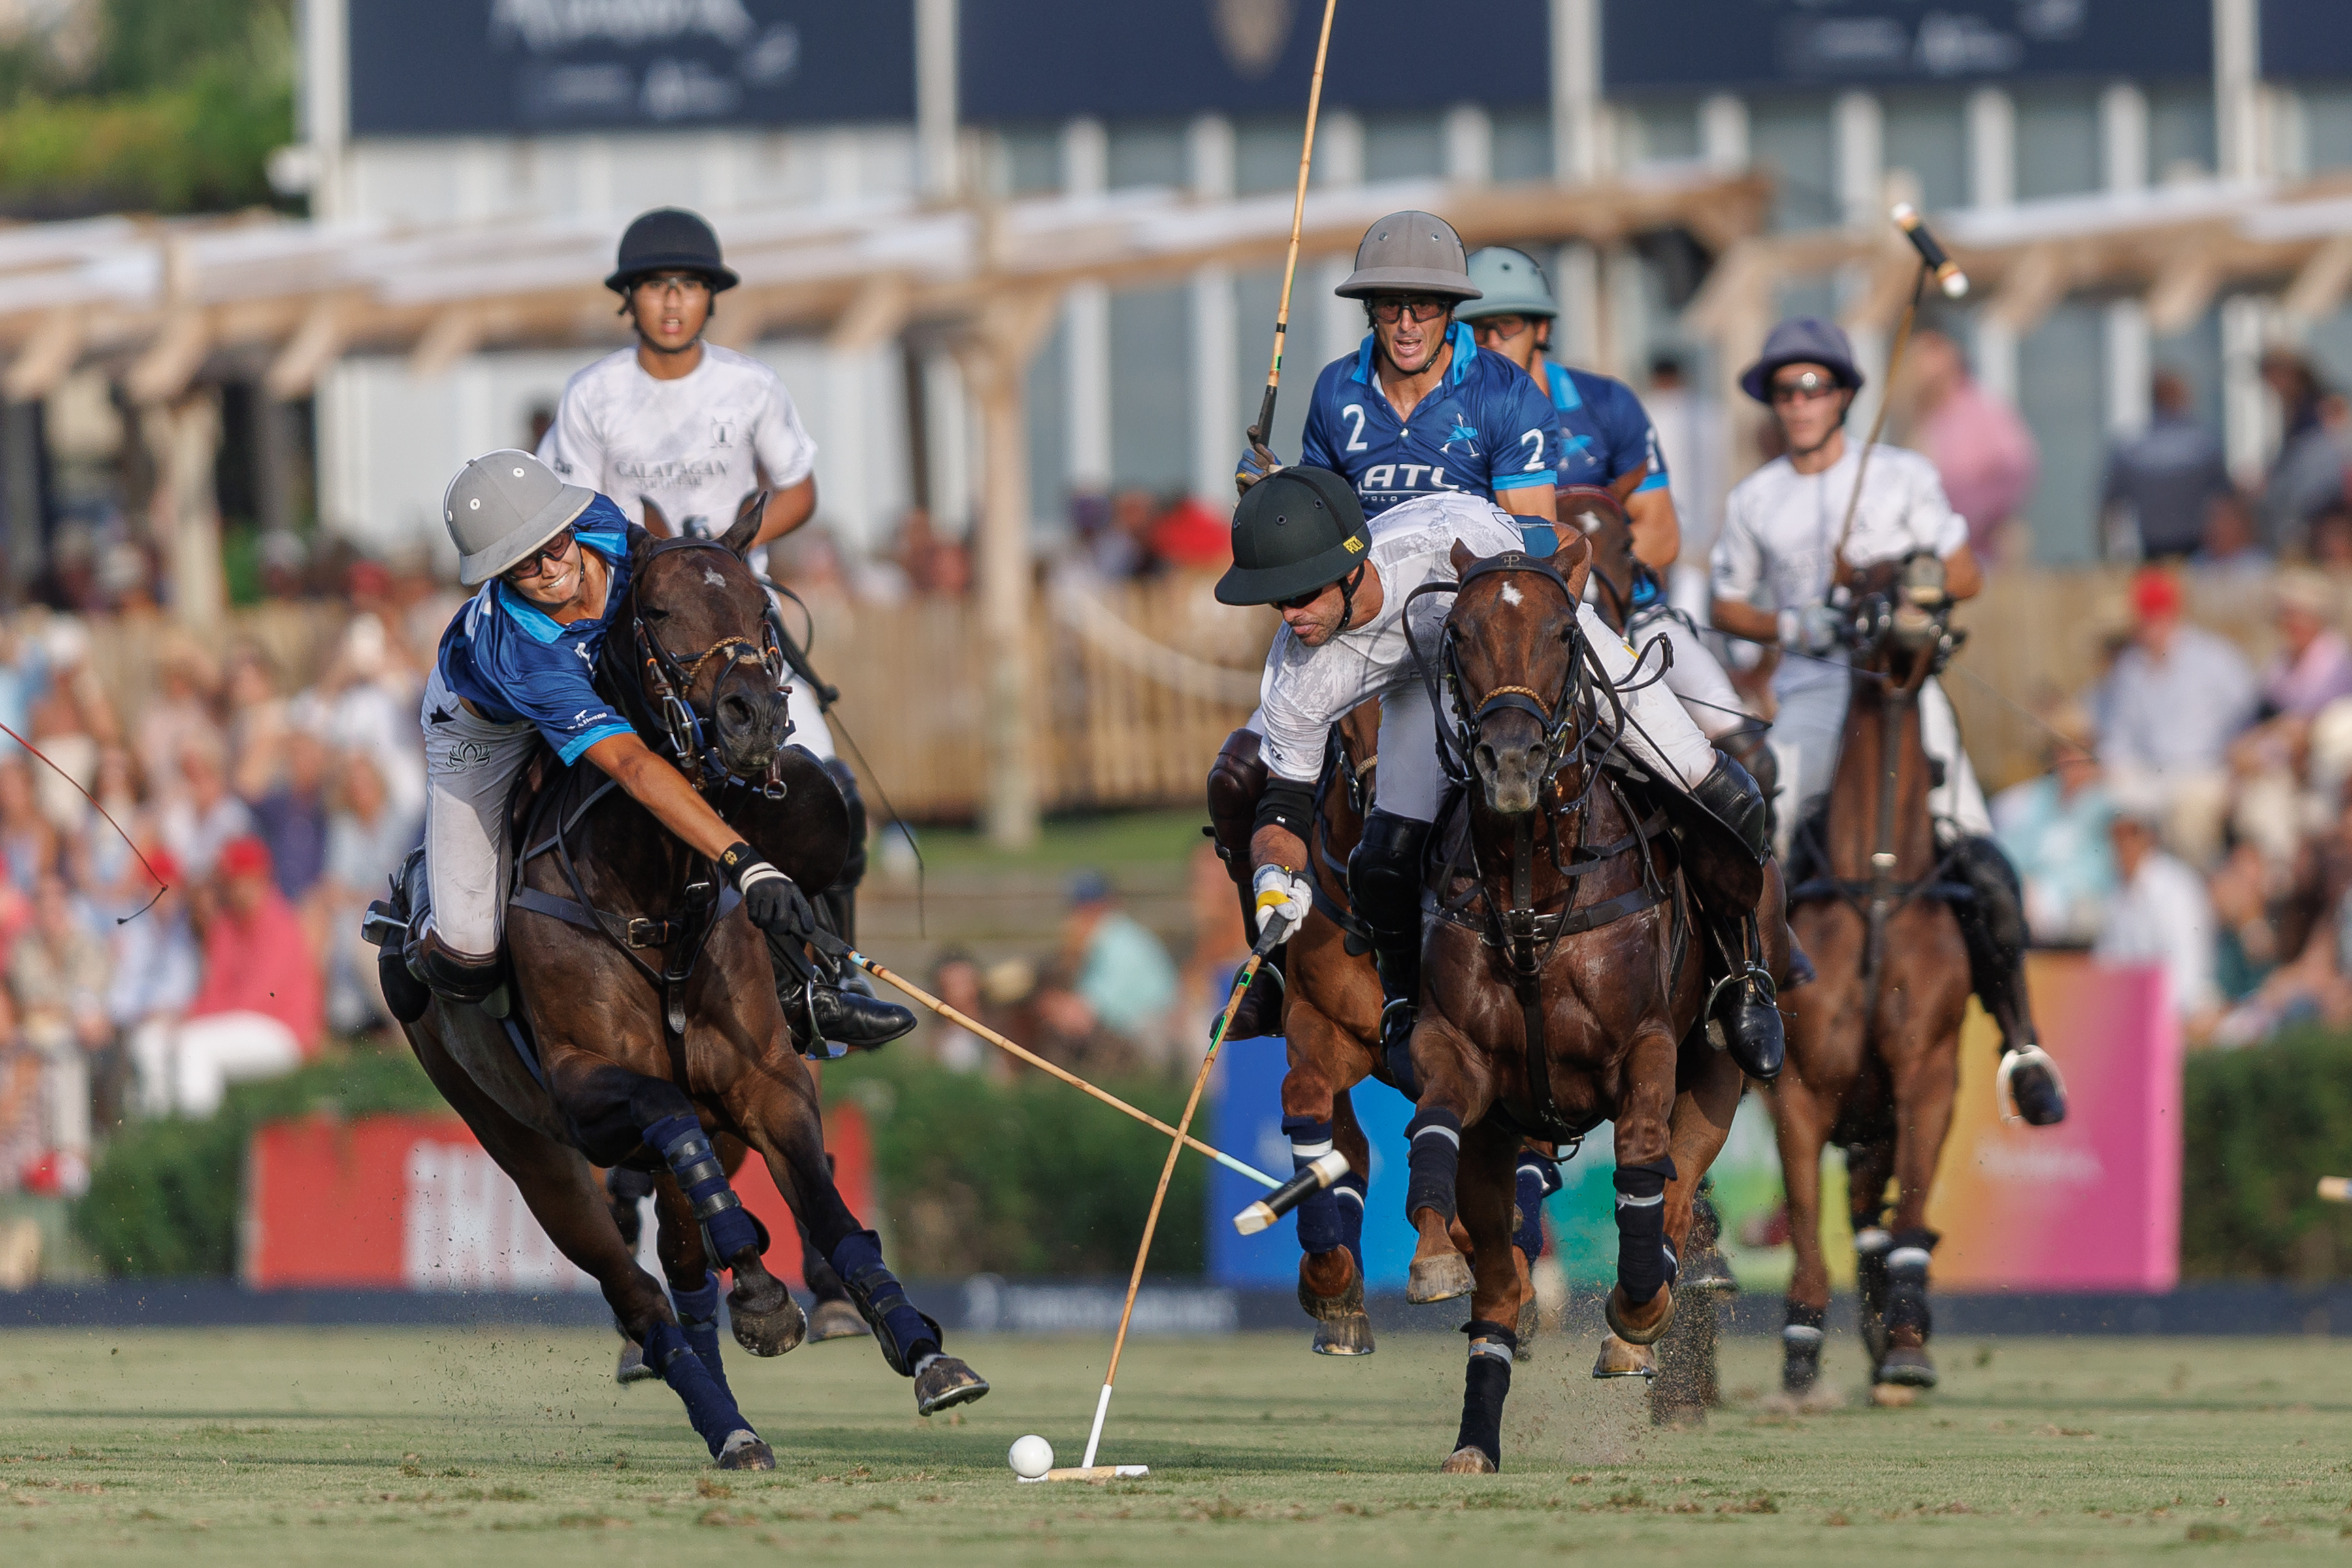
{"left": 1207, "top": 727, "right": 1289, "bottom": 1039}
{"left": 766, "top": 928, "right": 917, "bottom": 1053}
{"left": 1347, "top": 809, "right": 1432, "bottom": 1096}
{"left": 1688, "top": 756, "right": 1784, "bottom": 1081}
{"left": 1946, "top": 835, "right": 2066, "bottom": 1126}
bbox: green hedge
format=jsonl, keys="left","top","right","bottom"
{"left": 2180, "top": 1028, "right": 2352, "bottom": 1281}
{"left": 75, "top": 1047, "right": 442, "bottom": 1276}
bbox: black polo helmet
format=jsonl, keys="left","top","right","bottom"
{"left": 1215, "top": 467, "right": 1371, "bottom": 606}
{"left": 605, "top": 207, "right": 740, "bottom": 294}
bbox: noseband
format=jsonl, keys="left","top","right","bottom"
{"left": 628, "top": 537, "right": 791, "bottom": 794}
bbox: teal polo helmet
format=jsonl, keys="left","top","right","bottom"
{"left": 1215, "top": 467, "right": 1371, "bottom": 606}
{"left": 1456, "top": 247, "right": 1557, "bottom": 323}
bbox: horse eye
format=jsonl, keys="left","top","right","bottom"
{"left": 642, "top": 606, "right": 670, "bottom": 621}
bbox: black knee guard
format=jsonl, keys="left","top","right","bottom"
{"left": 1348, "top": 809, "right": 1431, "bottom": 987}
{"left": 406, "top": 928, "right": 504, "bottom": 1008}
{"left": 1612, "top": 1156, "right": 1678, "bottom": 1306}
{"left": 1207, "top": 727, "right": 1267, "bottom": 907}
{"left": 1456, "top": 1318, "right": 1516, "bottom": 1467}
{"left": 1403, "top": 1106, "right": 1462, "bottom": 1226}
{"left": 815, "top": 757, "right": 868, "bottom": 947}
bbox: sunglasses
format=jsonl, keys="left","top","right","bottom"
{"left": 504, "top": 531, "right": 578, "bottom": 582}
{"left": 1369, "top": 295, "right": 1450, "bottom": 325}
{"left": 1472, "top": 316, "right": 1532, "bottom": 342}
{"left": 1272, "top": 583, "right": 1330, "bottom": 611}
{"left": 1769, "top": 374, "right": 1842, "bottom": 405}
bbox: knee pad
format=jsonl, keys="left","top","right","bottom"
{"left": 821, "top": 757, "right": 869, "bottom": 890}
{"left": 643, "top": 1113, "right": 762, "bottom": 1264}
{"left": 1348, "top": 809, "right": 1431, "bottom": 938}
{"left": 1404, "top": 1106, "right": 1462, "bottom": 1226}
{"left": 1612, "top": 1156, "right": 1678, "bottom": 1306}
{"left": 1207, "top": 728, "right": 1267, "bottom": 887}
{"left": 1951, "top": 836, "right": 2028, "bottom": 953}
{"left": 1282, "top": 1115, "right": 1343, "bottom": 1254}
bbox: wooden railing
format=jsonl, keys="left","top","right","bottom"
{"left": 56, "top": 563, "right": 2286, "bottom": 817}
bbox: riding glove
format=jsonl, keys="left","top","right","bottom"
{"left": 720, "top": 841, "right": 816, "bottom": 939}
{"left": 1234, "top": 441, "right": 1284, "bottom": 495}
{"left": 1777, "top": 602, "right": 1842, "bottom": 657}
{"left": 1252, "top": 863, "right": 1312, "bottom": 942}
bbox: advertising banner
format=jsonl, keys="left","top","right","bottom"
{"left": 242, "top": 1104, "right": 873, "bottom": 1291}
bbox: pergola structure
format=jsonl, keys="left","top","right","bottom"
{"left": 0, "top": 165, "right": 1769, "bottom": 843}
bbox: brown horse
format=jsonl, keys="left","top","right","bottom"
{"left": 1769, "top": 552, "right": 1974, "bottom": 1397}
{"left": 384, "top": 510, "right": 985, "bottom": 1469}
{"left": 1403, "top": 536, "right": 1774, "bottom": 1473}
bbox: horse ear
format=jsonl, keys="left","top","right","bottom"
{"left": 1449, "top": 538, "right": 1478, "bottom": 574}
{"left": 721, "top": 491, "right": 767, "bottom": 559}
{"left": 642, "top": 498, "right": 673, "bottom": 538}
{"left": 1550, "top": 529, "right": 1593, "bottom": 600}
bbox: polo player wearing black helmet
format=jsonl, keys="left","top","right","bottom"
{"left": 1216, "top": 471, "right": 1787, "bottom": 1130}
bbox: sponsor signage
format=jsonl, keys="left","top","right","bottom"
{"left": 346, "top": 1, "right": 913, "bottom": 137}
{"left": 1603, "top": 0, "right": 2212, "bottom": 94}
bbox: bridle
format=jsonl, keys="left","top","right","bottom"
{"left": 621, "top": 536, "right": 791, "bottom": 795}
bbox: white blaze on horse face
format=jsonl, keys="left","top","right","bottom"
{"left": 1499, "top": 582, "right": 1523, "bottom": 607}
{"left": 704, "top": 568, "right": 728, "bottom": 588}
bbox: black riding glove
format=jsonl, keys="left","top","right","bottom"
{"left": 719, "top": 841, "right": 815, "bottom": 939}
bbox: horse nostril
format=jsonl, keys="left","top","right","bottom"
{"left": 1475, "top": 742, "right": 1497, "bottom": 774}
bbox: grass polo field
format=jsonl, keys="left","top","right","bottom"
{"left": 1, "top": 1325, "right": 2345, "bottom": 1563}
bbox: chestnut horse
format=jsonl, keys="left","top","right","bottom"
{"left": 1403, "top": 537, "right": 1769, "bottom": 1473}
{"left": 1770, "top": 553, "right": 1972, "bottom": 1397}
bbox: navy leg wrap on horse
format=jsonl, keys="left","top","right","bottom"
{"left": 644, "top": 1113, "right": 762, "bottom": 1266}
{"left": 830, "top": 1230, "right": 939, "bottom": 1375}
{"left": 1613, "top": 1156, "right": 1678, "bottom": 1307}
{"left": 642, "top": 1317, "right": 751, "bottom": 1456}
{"left": 1514, "top": 1153, "right": 1561, "bottom": 1260}
{"left": 1283, "top": 1115, "right": 1344, "bottom": 1256}
{"left": 1333, "top": 1170, "right": 1367, "bottom": 1275}
{"left": 1405, "top": 1107, "right": 1463, "bottom": 1226}
{"left": 1456, "top": 1318, "right": 1517, "bottom": 1467}
{"left": 671, "top": 1271, "right": 731, "bottom": 1401}
{"left": 1883, "top": 1228, "right": 1936, "bottom": 1336}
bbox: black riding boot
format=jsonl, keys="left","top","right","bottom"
{"left": 1947, "top": 835, "right": 2066, "bottom": 1126}
{"left": 767, "top": 930, "right": 917, "bottom": 1053}
{"left": 1690, "top": 757, "right": 1785, "bottom": 1082}
{"left": 816, "top": 757, "right": 883, "bottom": 1005}
{"left": 1348, "top": 809, "right": 1431, "bottom": 1096}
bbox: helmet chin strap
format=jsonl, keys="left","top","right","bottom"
{"left": 1335, "top": 563, "right": 1367, "bottom": 636}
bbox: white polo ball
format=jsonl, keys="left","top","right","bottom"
{"left": 1008, "top": 1434, "right": 1054, "bottom": 1479}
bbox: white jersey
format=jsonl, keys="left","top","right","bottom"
{"left": 538, "top": 344, "right": 816, "bottom": 539}
{"left": 1257, "top": 493, "right": 1526, "bottom": 786}
{"left": 1710, "top": 442, "right": 1966, "bottom": 695}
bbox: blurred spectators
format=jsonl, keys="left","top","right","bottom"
{"left": 1060, "top": 869, "right": 1177, "bottom": 1064}
{"left": 159, "top": 732, "right": 253, "bottom": 881}
{"left": 2192, "top": 491, "right": 2272, "bottom": 583}
{"left": 11, "top": 874, "right": 112, "bottom": 1194}
{"left": 250, "top": 725, "right": 331, "bottom": 903}
{"left": 2100, "top": 370, "right": 2231, "bottom": 561}
{"left": 1903, "top": 327, "right": 2038, "bottom": 566}
{"left": 2096, "top": 797, "right": 2219, "bottom": 1029}
{"left": 2259, "top": 350, "right": 2340, "bottom": 552}
{"left": 1992, "top": 705, "right": 2114, "bottom": 946}
{"left": 318, "top": 750, "right": 418, "bottom": 1035}
{"left": 2258, "top": 571, "right": 2352, "bottom": 719}
{"left": 924, "top": 948, "right": 989, "bottom": 1073}
{"left": 2095, "top": 567, "right": 2257, "bottom": 864}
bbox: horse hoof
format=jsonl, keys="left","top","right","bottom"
{"left": 727, "top": 1281, "right": 808, "bottom": 1358}
{"left": 717, "top": 1430, "right": 775, "bottom": 1470}
{"left": 2009, "top": 1057, "right": 2068, "bottom": 1126}
{"left": 1514, "top": 1294, "right": 1537, "bottom": 1362}
{"left": 1311, "top": 1313, "right": 1376, "bottom": 1356}
{"left": 1591, "top": 1334, "right": 1656, "bottom": 1379}
{"left": 1407, "top": 1251, "right": 1475, "bottom": 1304}
{"left": 1869, "top": 1382, "right": 1921, "bottom": 1408}
{"left": 915, "top": 1356, "right": 990, "bottom": 1416}
{"left": 1604, "top": 1284, "right": 1674, "bottom": 1346}
{"left": 806, "top": 1298, "right": 872, "bottom": 1343}
{"left": 1876, "top": 1347, "right": 1937, "bottom": 1388}
{"left": 1440, "top": 1446, "right": 1497, "bottom": 1475}
{"left": 615, "top": 1339, "right": 659, "bottom": 1384}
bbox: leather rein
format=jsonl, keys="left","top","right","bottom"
{"left": 1403, "top": 551, "right": 1678, "bottom": 1140}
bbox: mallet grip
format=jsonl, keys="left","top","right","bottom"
{"left": 1891, "top": 203, "right": 1968, "bottom": 299}
{"left": 1233, "top": 1149, "right": 1351, "bottom": 1234}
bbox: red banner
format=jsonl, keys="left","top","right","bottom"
{"left": 242, "top": 1105, "right": 874, "bottom": 1291}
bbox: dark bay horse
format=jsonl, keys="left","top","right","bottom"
{"left": 388, "top": 510, "right": 984, "bottom": 1469}
{"left": 1770, "top": 553, "right": 1973, "bottom": 1398}
{"left": 1403, "top": 537, "right": 1770, "bottom": 1473}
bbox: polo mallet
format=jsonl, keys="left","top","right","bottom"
{"left": 840, "top": 949, "right": 1281, "bottom": 1191}
{"left": 1244, "top": 0, "right": 1341, "bottom": 457}
{"left": 1830, "top": 203, "right": 1970, "bottom": 580}
{"left": 1069, "top": 915, "right": 1294, "bottom": 1480}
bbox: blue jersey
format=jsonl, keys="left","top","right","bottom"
{"left": 434, "top": 497, "right": 642, "bottom": 765}
{"left": 1548, "top": 363, "right": 1667, "bottom": 497}
{"left": 1299, "top": 322, "right": 1560, "bottom": 515}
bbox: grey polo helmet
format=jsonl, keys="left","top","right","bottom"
{"left": 1215, "top": 466, "right": 1371, "bottom": 606}
{"left": 1457, "top": 247, "right": 1557, "bottom": 321}
{"left": 444, "top": 449, "right": 596, "bottom": 587}
{"left": 1335, "top": 210, "right": 1482, "bottom": 301}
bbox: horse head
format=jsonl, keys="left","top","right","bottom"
{"left": 1443, "top": 533, "right": 1590, "bottom": 817}
{"left": 625, "top": 495, "right": 792, "bottom": 783}
{"left": 1840, "top": 549, "right": 1961, "bottom": 695}
{"left": 1556, "top": 485, "right": 1639, "bottom": 633}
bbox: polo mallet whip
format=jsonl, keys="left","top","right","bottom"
{"left": 839, "top": 948, "right": 1281, "bottom": 1191}
{"left": 1069, "top": 915, "right": 1294, "bottom": 1480}
{"left": 1244, "top": 0, "right": 1341, "bottom": 456}
{"left": 1830, "top": 203, "right": 1971, "bottom": 581}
